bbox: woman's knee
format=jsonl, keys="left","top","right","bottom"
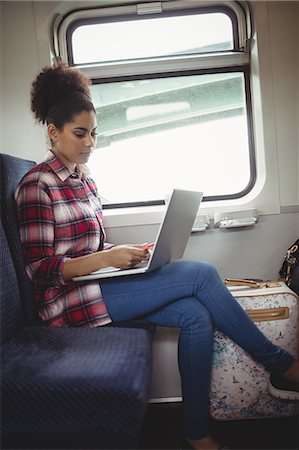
{"left": 178, "top": 298, "right": 213, "bottom": 335}
{"left": 170, "top": 259, "right": 219, "bottom": 282}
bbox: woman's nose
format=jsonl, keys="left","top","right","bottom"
{"left": 85, "top": 134, "right": 95, "bottom": 147}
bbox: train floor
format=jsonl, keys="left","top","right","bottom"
{"left": 138, "top": 403, "right": 299, "bottom": 450}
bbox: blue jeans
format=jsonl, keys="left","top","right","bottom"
{"left": 100, "top": 260, "right": 294, "bottom": 440}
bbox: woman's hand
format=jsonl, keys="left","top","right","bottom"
{"left": 107, "top": 245, "right": 150, "bottom": 269}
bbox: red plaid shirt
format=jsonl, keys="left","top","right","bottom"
{"left": 15, "top": 150, "right": 112, "bottom": 327}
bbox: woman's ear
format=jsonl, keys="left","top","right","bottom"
{"left": 47, "top": 123, "right": 58, "bottom": 143}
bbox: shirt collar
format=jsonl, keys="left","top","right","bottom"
{"left": 44, "top": 150, "right": 87, "bottom": 182}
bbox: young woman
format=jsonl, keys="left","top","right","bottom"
{"left": 15, "top": 62, "right": 299, "bottom": 450}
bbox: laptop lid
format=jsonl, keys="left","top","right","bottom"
{"left": 73, "top": 189, "right": 203, "bottom": 280}
{"left": 146, "top": 189, "right": 203, "bottom": 272}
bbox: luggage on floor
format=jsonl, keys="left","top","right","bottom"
{"left": 209, "top": 281, "right": 299, "bottom": 420}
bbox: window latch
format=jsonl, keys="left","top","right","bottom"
{"left": 244, "top": 38, "right": 251, "bottom": 53}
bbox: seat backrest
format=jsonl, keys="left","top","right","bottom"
{"left": 0, "top": 220, "right": 24, "bottom": 344}
{"left": 0, "top": 153, "right": 37, "bottom": 324}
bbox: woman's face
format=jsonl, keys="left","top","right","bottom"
{"left": 48, "top": 110, "right": 97, "bottom": 171}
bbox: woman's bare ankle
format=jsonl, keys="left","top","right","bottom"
{"left": 282, "top": 360, "right": 299, "bottom": 382}
{"left": 185, "top": 435, "right": 221, "bottom": 450}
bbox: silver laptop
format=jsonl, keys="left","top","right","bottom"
{"left": 73, "top": 189, "right": 203, "bottom": 281}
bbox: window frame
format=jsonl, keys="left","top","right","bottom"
{"left": 54, "top": 1, "right": 250, "bottom": 62}
{"left": 53, "top": 0, "right": 254, "bottom": 210}
{"left": 66, "top": 6, "right": 239, "bottom": 65}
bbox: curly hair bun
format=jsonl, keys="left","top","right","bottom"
{"left": 31, "top": 62, "right": 92, "bottom": 124}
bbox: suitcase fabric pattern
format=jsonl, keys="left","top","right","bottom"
{"left": 209, "top": 282, "right": 299, "bottom": 420}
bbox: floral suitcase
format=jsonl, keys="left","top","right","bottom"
{"left": 209, "top": 281, "right": 299, "bottom": 420}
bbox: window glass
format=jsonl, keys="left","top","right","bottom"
{"left": 88, "top": 72, "right": 253, "bottom": 206}
{"left": 71, "top": 12, "right": 233, "bottom": 64}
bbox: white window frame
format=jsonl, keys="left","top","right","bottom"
{"left": 51, "top": 1, "right": 281, "bottom": 227}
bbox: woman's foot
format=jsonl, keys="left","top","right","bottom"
{"left": 269, "top": 360, "right": 299, "bottom": 400}
{"left": 184, "top": 435, "right": 223, "bottom": 449}
{"left": 269, "top": 374, "right": 299, "bottom": 400}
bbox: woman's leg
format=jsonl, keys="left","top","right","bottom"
{"left": 101, "top": 260, "right": 294, "bottom": 374}
{"left": 105, "top": 296, "right": 214, "bottom": 440}
{"left": 145, "top": 300, "right": 214, "bottom": 440}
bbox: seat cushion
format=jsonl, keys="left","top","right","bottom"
{"left": 1, "top": 325, "right": 153, "bottom": 449}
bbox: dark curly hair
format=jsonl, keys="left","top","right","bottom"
{"left": 30, "top": 61, "right": 96, "bottom": 129}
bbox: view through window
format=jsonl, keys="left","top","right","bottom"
{"left": 88, "top": 72, "right": 252, "bottom": 206}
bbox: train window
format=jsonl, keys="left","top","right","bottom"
{"left": 55, "top": 1, "right": 252, "bottom": 209}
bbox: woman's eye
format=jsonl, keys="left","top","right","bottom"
{"left": 74, "top": 130, "right": 97, "bottom": 138}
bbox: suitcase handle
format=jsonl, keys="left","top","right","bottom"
{"left": 225, "top": 278, "right": 281, "bottom": 288}
{"left": 246, "top": 307, "right": 289, "bottom": 322}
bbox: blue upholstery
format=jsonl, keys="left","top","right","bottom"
{"left": 2, "top": 325, "right": 152, "bottom": 449}
{"left": 0, "top": 154, "right": 36, "bottom": 324}
{"left": 0, "top": 153, "right": 153, "bottom": 449}
{"left": 0, "top": 220, "right": 24, "bottom": 344}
